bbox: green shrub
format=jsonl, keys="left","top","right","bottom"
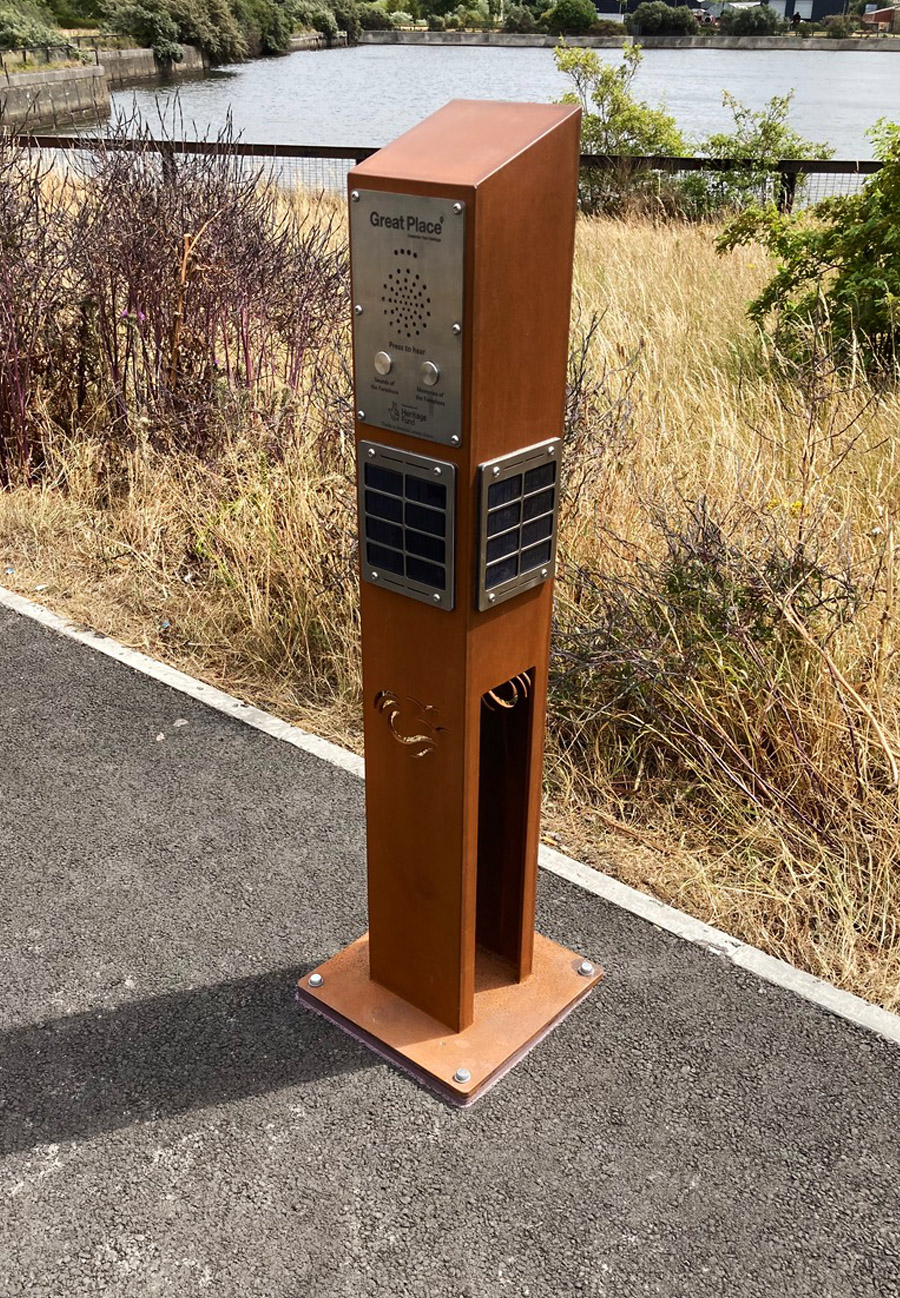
{"left": 823, "top": 12, "right": 858, "bottom": 36}
{"left": 454, "top": 0, "right": 490, "bottom": 26}
{"left": 717, "top": 120, "right": 900, "bottom": 374}
{"left": 0, "top": 0, "right": 60, "bottom": 48}
{"left": 426, "top": 10, "right": 443, "bottom": 26}
{"left": 232, "top": 0, "right": 294, "bottom": 53}
{"left": 719, "top": 3, "right": 786, "bottom": 35}
{"left": 556, "top": 42, "right": 685, "bottom": 155}
{"left": 46, "top": 0, "right": 105, "bottom": 25}
{"left": 292, "top": 0, "right": 339, "bottom": 37}
{"left": 555, "top": 42, "right": 686, "bottom": 213}
{"left": 358, "top": 0, "right": 394, "bottom": 24}
{"left": 102, "top": 0, "right": 184, "bottom": 59}
{"left": 627, "top": 2, "right": 699, "bottom": 35}
{"left": 329, "top": 0, "right": 362, "bottom": 39}
{"left": 589, "top": 16, "right": 625, "bottom": 33}
{"left": 103, "top": 0, "right": 308, "bottom": 61}
{"left": 680, "top": 89, "right": 831, "bottom": 215}
{"left": 503, "top": 2, "right": 536, "bottom": 30}
{"left": 541, "top": 0, "right": 596, "bottom": 33}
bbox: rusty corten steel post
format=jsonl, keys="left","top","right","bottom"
{"left": 298, "top": 100, "right": 602, "bottom": 1105}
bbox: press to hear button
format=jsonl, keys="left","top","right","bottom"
{"left": 374, "top": 351, "right": 393, "bottom": 376}
{"left": 420, "top": 361, "right": 440, "bottom": 387}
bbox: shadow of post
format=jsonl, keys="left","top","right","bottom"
{"left": 0, "top": 964, "right": 372, "bottom": 1156}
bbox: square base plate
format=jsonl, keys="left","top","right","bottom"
{"left": 296, "top": 933, "right": 602, "bottom": 1106}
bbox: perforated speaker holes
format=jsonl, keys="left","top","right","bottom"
{"left": 382, "top": 249, "right": 431, "bottom": 340}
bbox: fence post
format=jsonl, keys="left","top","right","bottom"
{"left": 162, "top": 143, "right": 177, "bottom": 184}
{"left": 778, "top": 165, "right": 798, "bottom": 214}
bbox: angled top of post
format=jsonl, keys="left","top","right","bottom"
{"left": 350, "top": 99, "right": 580, "bottom": 189}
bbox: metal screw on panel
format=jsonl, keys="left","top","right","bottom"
{"left": 370, "top": 571, "right": 379, "bottom": 581}
{"left": 488, "top": 593, "right": 496, "bottom": 604}
{"left": 548, "top": 444, "right": 557, "bottom": 456}
{"left": 540, "top": 568, "right": 548, "bottom": 578}
{"left": 308, "top": 973, "right": 324, "bottom": 988}
{"left": 433, "top": 466, "right": 442, "bottom": 476}
{"left": 367, "top": 447, "right": 376, "bottom": 458}
{"left": 578, "top": 960, "right": 595, "bottom": 978}
{"left": 492, "top": 466, "right": 500, "bottom": 477}
{"left": 453, "top": 1067, "right": 471, "bottom": 1083}
{"left": 350, "top": 190, "right": 360, "bottom": 202}
{"left": 453, "top": 203, "right": 463, "bottom": 215}
{"left": 450, "top": 435, "right": 460, "bottom": 446}
{"left": 452, "top": 323, "right": 461, "bottom": 336}
{"left": 354, "top": 304, "right": 363, "bottom": 315}
{"left": 433, "top": 594, "right": 441, "bottom": 603}
{"left": 357, "top": 409, "right": 366, "bottom": 421}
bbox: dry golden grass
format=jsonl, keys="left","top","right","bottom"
{"left": 3, "top": 214, "right": 899, "bottom": 1008}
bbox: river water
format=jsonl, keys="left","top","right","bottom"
{"left": 109, "top": 44, "right": 900, "bottom": 158}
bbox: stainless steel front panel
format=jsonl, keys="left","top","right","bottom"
{"left": 350, "top": 189, "right": 465, "bottom": 446}
{"left": 476, "top": 440, "right": 560, "bottom": 612}
{"left": 358, "top": 440, "right": 456, "bottom": 611}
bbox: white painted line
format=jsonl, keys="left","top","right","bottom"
{"left": 2, "top": 582, "right": 899, "bottom": 1048}
{"left": 538, "top": 846, "right": 900, "bottom": 1048}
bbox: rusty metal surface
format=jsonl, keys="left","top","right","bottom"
{"left": 351, "top": 99, "right": 581, "bottom": 190}
{"left": 297, "top": 932, "right": 603, "bottom": 1104}
{"left": 350, "top": 101, "right": 582, "bottom": 1035}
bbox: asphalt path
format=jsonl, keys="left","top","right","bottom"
{"left": 1, "top": 604, "right": 898, "bottom": 1298}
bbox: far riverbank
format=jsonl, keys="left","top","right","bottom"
{"left": 360, "top": 30, "right": 900, "bottom": 52}
{"left": 0, "top": 33, "right": 337, "bottom": 132}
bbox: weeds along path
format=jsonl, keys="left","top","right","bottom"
{"left": 1, "top": 139, "right": 899, "bottom": 1009}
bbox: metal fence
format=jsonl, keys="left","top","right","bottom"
{"left": 17, "top": 135, "right": 376, "bottom": 193}
{"left": 0, "top": 45, "right": 96, "bottom": 74}
{"left": 577, "top": 154, "right": 881, "bottom": 212}
{"left": 13, "top": 135, "right": 883, "bottom": 210}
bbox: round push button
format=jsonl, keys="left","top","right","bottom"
{"left": 374, "top": 351, "right": 392, "bottom": 376}
{"left": 420, "top": 361, "right": 440, "bottom": 387}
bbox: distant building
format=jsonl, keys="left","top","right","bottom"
{"left": 769, "top": 0, "right": 854, "bottom": 20}
{"left": 860, "top": 4, "right": 900, "bottom": 29}
{"left": 599, "top": 0, "right": 851, "bottom": 17}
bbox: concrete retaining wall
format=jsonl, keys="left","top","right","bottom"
{"left": 0, "top": 63, "right": 108, "bottom": 131}
{"left": 638, "top": 33, "right": 900, "bottom": 48}
{"left": 360, "top": 31, "right": 621, "bottom": 46}
{"left": 290, "top": 32, "right": 330, "bottom": 50}
{"left": 0, "top": 45, "right": 212, "bottom": 131}
{"left": 359, "top": 30, "right": 900, "bottom": 49}
{"left": 101, "top": 44, "right": 208, "bottom": 89}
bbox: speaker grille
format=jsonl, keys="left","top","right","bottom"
{"left": 382, "top": 248, "right": 432, "bottom": 341}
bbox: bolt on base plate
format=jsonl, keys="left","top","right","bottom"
{"left": 296, "top": 932, "right": 603, "bottom": 1107}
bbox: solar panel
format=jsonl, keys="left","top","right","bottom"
{"left": 358, "top": 440, "right": 456, "bottom": 610}
{"left": 476, "top": 440, "right": 560, "bottom": 611}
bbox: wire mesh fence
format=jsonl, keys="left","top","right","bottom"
{"left": 14, "top": 136, "right": 883, "bottom": 210}
{"left": 578, "top": 154, "right": 881, "bottom": 215}
{"left": 0, "top": 45, "right": 94, "bottom": 74}
{"left": 19, "top": 135, "right": 377, "bottom": 195}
